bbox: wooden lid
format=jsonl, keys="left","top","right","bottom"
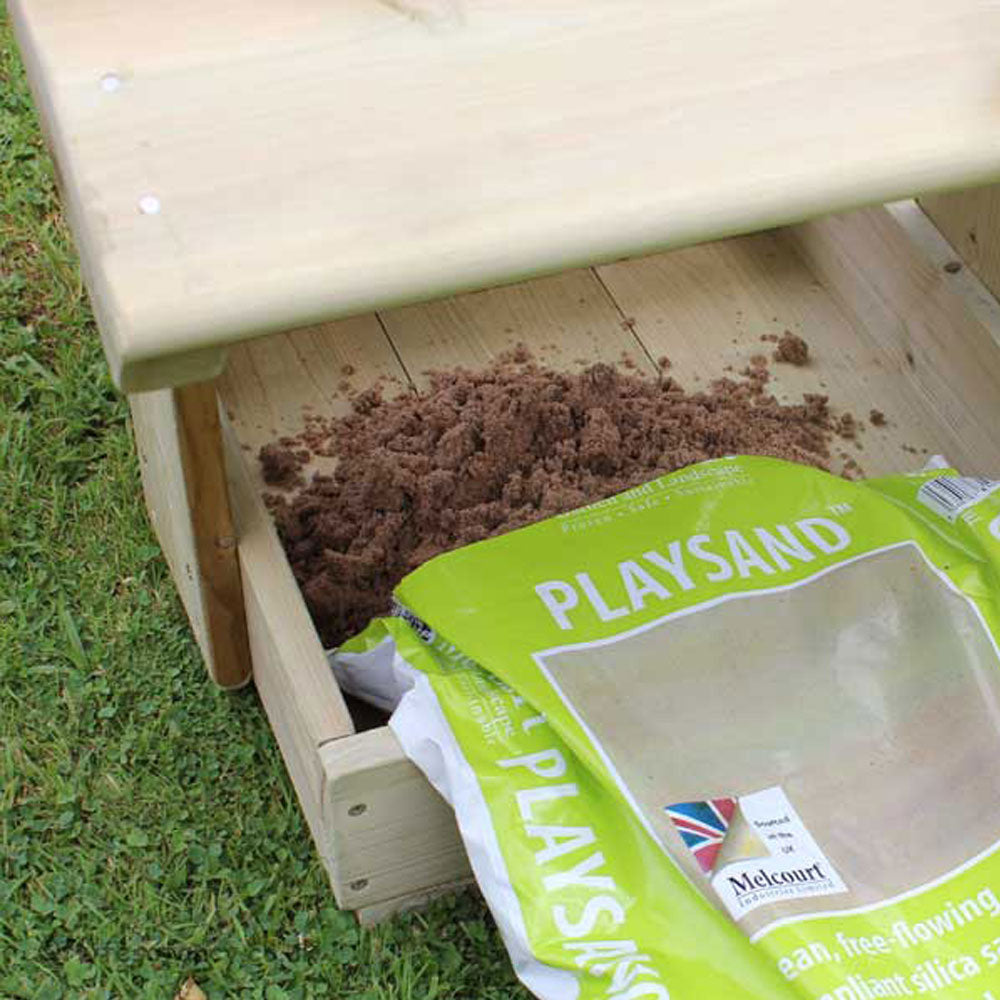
{"left": 12, "top": 0, "right": 1000, "bottom": 390}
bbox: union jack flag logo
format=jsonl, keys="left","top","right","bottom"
{"left": 665, "top": 798, "right": 737, "bottom": 874}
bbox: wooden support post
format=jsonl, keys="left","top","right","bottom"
{"left": 173, "top": 381, "right": 251, "bottom": 688}
{"left": 130, "top": 381, "right": 251, "bottom": 689}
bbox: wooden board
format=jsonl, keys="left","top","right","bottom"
{"left": 220, "top": 316, "right": 412, "bottom": 485}
{"left": 922, "top": 185, "right": 1000, "bottom": 302}
{"left": 11, "top": 0, "right": 1000, "bottom": 391}
{"left": 130, "top": 390, "right": 212, "bottom": 665}
{"left": 130, "top": 384, "right": 250, "bottom": 688}
{"left": 380, "top": 267, "right": 656, "bottom": 383}
{"left": 220, "top": 412, "right": 356, "bottom": 876}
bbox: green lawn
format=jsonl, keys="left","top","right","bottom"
{"left": 0, "top": 10, "right": 526, "bottom": 998}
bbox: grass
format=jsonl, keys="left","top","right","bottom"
{"left": 0, "top": 8, "right": 528, "bottom": 998}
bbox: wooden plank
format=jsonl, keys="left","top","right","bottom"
{"left": 785, "top": 204, "right": 1000, "bottom": 476}
{"left": 129, "top": 389, "right": 211, "bottom": 664}
{"left": 379, "top": 268, "right": 655, "bottom": 383}
{"left": 597, "top": 212, "right": 1000, "bottom": 478}
{"left": 921, "top": 185, "right": 1000, "bottom": 301}
{"left": 243, "top": 578, "right": 336, "bottom": 868}
{"left": 11, "top": 0, "right": 1000, "bottom": 390}
{"left": 221, "top": 413, "right": 355, "bottom": 778}
{"left": 129, "top": 384, "right": 251, "bottom": 688}
{"left": 320, "top": 728, "right": 470, "bottom": 910}
{"left": 219, "top": 316, "right": 411, "bottom": 483}
{"left": 223, "top": 429, "right": 356, "bottom": 745}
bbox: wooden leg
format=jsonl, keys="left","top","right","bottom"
{"left": 130, "top": 381, "right": 251, "bottom": 688}
{"left": 173, "top": 381, "right": 251, "bottom": 688}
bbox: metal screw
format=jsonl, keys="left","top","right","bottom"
{"left": 943, "top": 260, "right": 963, "bottom": 274}
{"left": 348, "top": 803, "right": 367, "bottom": 817}
{"left": 138, "top": 194, "right": 161, "bottom": 215}
{"left": 349, "top": 878, "right": 369, "bottom": 892}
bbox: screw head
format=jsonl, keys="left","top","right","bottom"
{"left": 138, "top": 194, "right": 161, "bottom": 215}
{"left": 349, "top": 878, "right": 369, "bottom": 892}
{"left": 348, "top": 803, "right": 367, "bottom": 817}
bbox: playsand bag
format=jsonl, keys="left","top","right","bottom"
{"left": 334, "top": 456, "right": 1000, "bottom": 999}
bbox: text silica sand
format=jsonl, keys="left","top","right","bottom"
{"left": 334, "top": 456, "right": 1000, "bottom": 1000}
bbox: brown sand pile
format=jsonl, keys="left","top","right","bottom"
{"left": 773, "top": 331, "right": 810, "bottom": 366}
{"left": 263, "top": 346, "right": 858, "bottom": 648}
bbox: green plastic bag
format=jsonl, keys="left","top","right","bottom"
{"left": 335, "top": 456, "right": 1000, "bottom": 1000}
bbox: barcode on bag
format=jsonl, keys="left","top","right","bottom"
{"left": 917, "top": 476, "right": 1000, "bottom": 521}
{"left": 391, "top": 599, "right": 436, "bottom": 644}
